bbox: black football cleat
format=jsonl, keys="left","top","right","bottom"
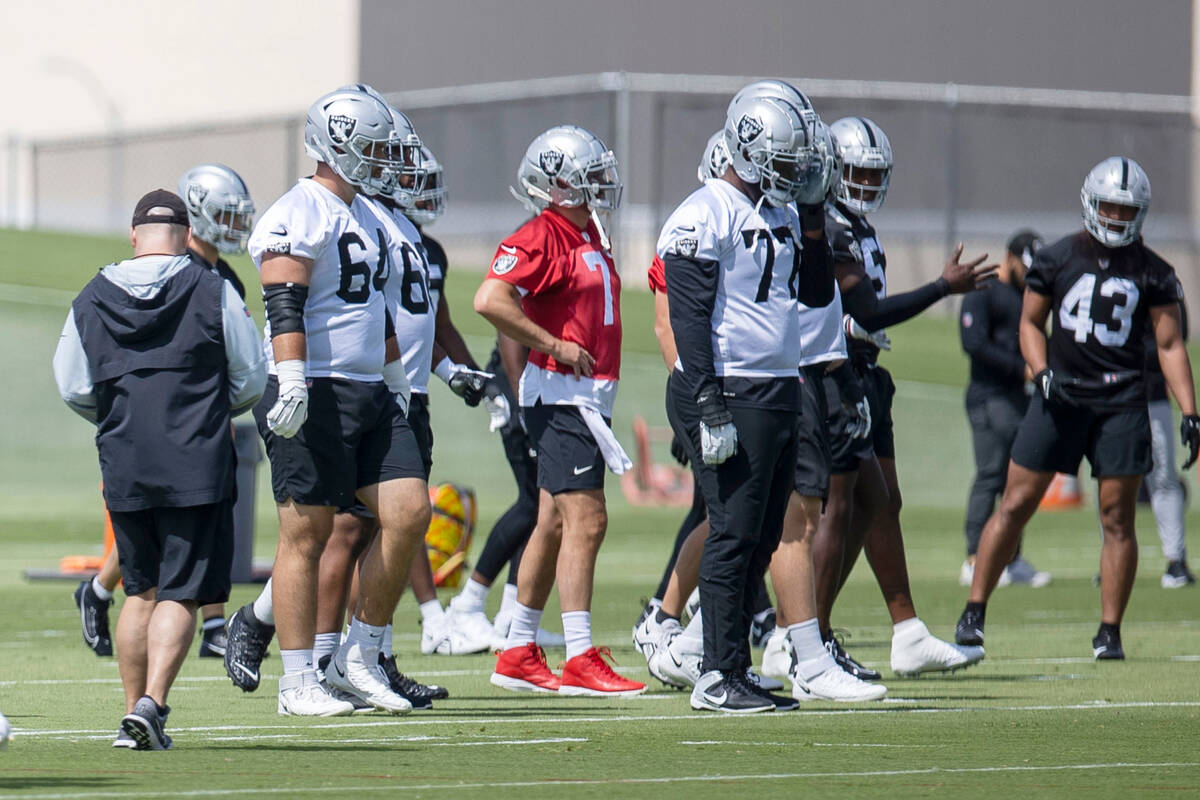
{"left": 955, "top": 606, "right": 985, "bottom": 647}
{"left": 750, "top": 609, "right": 777, "bottom": 649}
{"left": 378, "top": 653, "right": 447, "bottom": 708}
{"left": 1092, "top": 626, "right": 1125, "bottom": 660}
{"left": 823, "top": 629, "right": 881, "bottom": 681}
{"left": 198, "top": 621, "right": 228, "bottom": 658}
{"left": 74, "top": 580, "right": 113, "bottom": 656}
{"left": 224, "top": 604, "right": 274, "bottom": 692}
{"left": 690, "top": 670, "right": 775, "bottom": 714}
{"left": 120, "top": 696, "right": 172, "bottom": 751}
{"left": 1162, "top": 559, "right": 1196, "bottom": 589}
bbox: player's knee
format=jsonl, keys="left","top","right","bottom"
{"left": 1099, "top": 506, "right": 1136, "bottom": 542}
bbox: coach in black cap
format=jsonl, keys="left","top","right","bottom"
{"left": 53, "top": 189, "right": 266, "bottom": 749}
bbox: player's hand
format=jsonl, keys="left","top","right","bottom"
{"left": 448, "top": 366, "right": 492, "bottom": 407}
{"left": 669, "top": 432, "right": 690, "bottom": 467}
{"left": 843, "top": 314, "right": 891, "bottom": 351}
{"left": 700, "top": 420, "right": 738, "bottom": 465}
{"left": 1181, "top": 414, "right": 1200, "bottom": 469}
{"left": 267, "top": 360, "right": 308, "bottom": 438}
{"left": 552, "top": 339, "right": 595, "bottom": 378}
{"left": 1034, "top": 368, "right": 1075, "bottom": 407}
{"left": 484, "top": 391, "right": 511, "bottom": 432}
{"left": 941, "top": 243, "right": 998, "bottom": 294}
{"left": 848, "top": 395, "right": 872, "bottom": 439}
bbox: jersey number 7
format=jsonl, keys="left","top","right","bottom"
{"left": 742, "top": 227, "right": 800, "bottom": 303}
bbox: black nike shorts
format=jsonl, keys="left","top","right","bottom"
{"left": 824, "top": 373, "right": 874, "bottom": 473}
{"left": 255, "top": 376, "right": 426, "bottom": 508}
{"left": 862, "top": 365, "right": 896, "bottom": 460}
{"left": 794, "top": 364, "right": 831, "bottom": 499}
{"left": 1010, "top": 393, "right": 1151, "bottom": 478}
{"left": 523, "top": 401, "right": 606, "bottom": 494}
{"left": 112, "top": 498, "right": 234, "bottom": 604}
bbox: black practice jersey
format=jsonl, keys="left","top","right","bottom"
{"left": 1026, "top": 231, "right": 1178, "bottom": 410}
{"left": 420, "top": 231, "right": 448, "bottom": 299}
{"left": 960, "top": 278, "right": 1025, "bottom": 403}
{"left": 826, "top": 201, "right": 886, "bottom": 367}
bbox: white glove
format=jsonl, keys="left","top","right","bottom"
{"left": 849, "top": 396, "right": 872, "bottom": 439}
{"left": 267, "top": 359, "right": 308, "bottom": 438}
{"left": 843, "top": 314, "right": 891, "bottom": 351}
{"left": 484, "top": 393, "right": 511, "bottom": 432}
{"left": 700, "top": 420, "right": 738, "bottom": 465}
{"left": 382, "top": 359, "right": 411, "bottom": 416}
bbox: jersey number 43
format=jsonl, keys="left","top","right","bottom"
{"left": 1059, "top": 273, "right": 1139, "bottom": 347}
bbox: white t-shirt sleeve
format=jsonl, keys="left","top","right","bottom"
{"left": 248, "top": 185, "right": 333, "bottom": 266}
{"left": 221, "top": 281, "right": 268, "bottom": 415}
{"left": 656, "top": 187, "right": 724, "bottom": 263}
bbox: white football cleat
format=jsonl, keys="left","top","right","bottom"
{"left": 759, "top": 627, "right": 792, "bottom": 680}
{"left": 325, "top": 644, "right": 412, "bottom": 714}
{"left": 441, "top": 601, "right": 497, "bottom": 655}
{"left": 1003, "top": 556, "right": 1052, "bottom": 588}
{"left": 890, "top": 619, "right": 985, "bottom": 677}
{"left": 277, "top": 670, "right": 355, "bottom": 717}
{"left": 958, "top": 559, "right": 974, "bottom": 587}
{"left": 683, "top": 587, "right": 701, "bottom": 623}
{"left": 0, "top": 711, "right": 11, "bottom": 748}
{"left": 648, "top": 638, "right": 703, "bottom": 689}
{"left": 633, "top": 611, "right": 665, "bottom": 661}
{"left": 791, "top": 664, "right": 888, "bottom": 702}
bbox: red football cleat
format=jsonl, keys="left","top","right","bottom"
{"left": 490, "top": 643, "right": 561, "bottom": 693}
{"left": 559, "top": 647, "right": 647, "bottom": 697}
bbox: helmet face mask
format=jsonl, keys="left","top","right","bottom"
{"left": 516, "top": 126, "right": 623, "bottom": 212}
{"left": 178, "top": 164, "right": 255, "bottom": 254}
{"left": 407, "top": 145, "right": 446, "bottom": 226}
{"left": 1081, "top": 157, "right": 1150, "bottom": 248}
{"left": 829, "top": 117, "right": 893, "bottom": 215}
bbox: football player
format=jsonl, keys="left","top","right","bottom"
{"left": 813, "top": 116, "right": 993, "bottom": 678}
{"left": 659, "top": 88, "right": 836, "bottom": 712}
{"left": 233, "top": 85, "right": 429, "bottom": 716}
{"left": 476, "top": 125, "right": 645, "bottom": 696}
{"left": 957, "top": 157, "right": 1198, "bottom": 659}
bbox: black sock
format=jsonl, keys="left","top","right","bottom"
{"left": 965, "top": 601, "right": 986, "bottom": 620}
{"left": 654, "top": 608, "right": 678, "bottom": 625}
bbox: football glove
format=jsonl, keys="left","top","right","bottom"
{"left": 267, "top": 360, "right": 308, "bottom": 438}
{"left": 696, "top": 382, "right": 737, "bottom": 465}
{"left": 828, "top": 360, "right": 871, "bottom": 438}
{"left": 484, "top": 391, "right": 511, "bottom": 432}
{"left": 382, "top": 359, "right": 411, "bottom": 416}
{"left": 449, "top": 367, "right": 491, "bottom": 407}
{"left": 1181, "top": 414, "right": 1200, "bottom": 469}
{"left": 843, "top": 314, "right": 891, "bottom": 351}
{"left": 669, "top": 432, "right": 690, "bottom": 467}
{"left": 1034, "top": 368, "right": 1074, "bottom": 407}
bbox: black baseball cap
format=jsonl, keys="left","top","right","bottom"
{"left": 131, "top": 189, "right": 189, "bottom": 228}
{"left": 1006, "top": 229, "right": 1043, "bottom": 266}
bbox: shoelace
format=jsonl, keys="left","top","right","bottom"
{"left": 583, "top": 647, "right": 624, "bottom": 679}
{"left": 527, "top": 643, "right": 553, "bottom": 672}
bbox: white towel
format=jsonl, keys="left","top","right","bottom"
{"left": 577, "top": 405, "right": 632, "bottom": 475}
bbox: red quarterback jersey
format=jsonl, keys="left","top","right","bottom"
{"left": 647, "top": 254, "right": 666, "bottom": 294}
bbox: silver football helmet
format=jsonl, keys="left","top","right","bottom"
{"left": 177, "top": 164, "right": 255, "bottom": 254}
{"left": 407, "top": 145, "right": 446, "bottom": 226}
{"left": 697, "top": 130, "right": 731, "bottom": 183}
{"left": 732, "top": 79, "right": 817, "bottom": 125}
{"left": 829, "top": 117, "right": 893, "bottom": 215}
{"left": 1081, "top": 156, "right": 1150, "bottom": 248}
{"left": 516, "top": 125, "right": 622, "bottom": 212}
{"left": 795, "top": 118, "right": 838, "bottom": 205}
{"left": 305, "top": 86, "right": 422, "bottom": 197}
{"left": 724, "top": 92, "right": 815, "bottom": 207}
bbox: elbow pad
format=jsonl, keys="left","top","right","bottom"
{"left": 263, "top": 283, "right": 308, "bottom": 338}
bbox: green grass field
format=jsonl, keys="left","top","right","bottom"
{"left": 0, "top": 228, "right": 1197, "bottom": 798}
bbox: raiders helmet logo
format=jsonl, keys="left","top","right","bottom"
{"left": 491, "top": 253, "right": 518, "bottom": 275}
{"left": 539, "top": 150, "right": 565, "bottom": 176}
{"left": 737, "top": 115, "right": 764, "bottom": 144}
{"left": 327, "top": 114, "right": 357, "bottom": 145}
{"left": 184, "top": 183, "right": 207, "bottom": 213}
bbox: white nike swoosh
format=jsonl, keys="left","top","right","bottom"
{"left": 232, "top": 662, "right": 259, "bottom": 683}
{"left": 707, "top": 690, "right": 728, "bottom": 704}
{"left": 1093, "top": 647, "right": 1106, "bottom": 658}
{"left": 573, "top": 464, "right": 594, "bottom": 475}
{"left": 500, "top": 245, "right": 517, "bottom": 254}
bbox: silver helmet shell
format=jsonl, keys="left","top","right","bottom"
{"left": 1081, "top": 156, "right": 1150, "bottom": 248}
{"left": 304, "top": 86, "right": 420, "bottom": 197}
{"left": 829, "top": 117, "right": 893, "bottom": 215}
{"left": 697, "top": 130, "right": 731, "bottom": 183}
{"left": 177, "top": 163, "right": 255, "bottom": 254}
{"left": 407, "top": 145, "right": 446, "bottom": 226}
{"left": 724, "top": 92, "right": 814, "bottom": 207}
{"left": 516, "top": 125, "right": 622, "bottom": 211}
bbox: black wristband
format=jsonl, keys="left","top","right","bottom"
{"left": 262, "top": 282, "right": 308, "bottom": 337}
{"left": 695, "top": 381, "right": 732, "bottom": 427}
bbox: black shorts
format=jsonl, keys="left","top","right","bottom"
{"left": 862, "top": 365, "right": 896, "bottom": 460}
{"left": 795, "top": 365, "right": 831, "bottom": 499}
{"left": 523, "top": 402, "right": 606, "bottom": 494}
{"left": 255, "top": 376, "right": 426, "bottom": 508}
{"left": 824, "top": 373, "right": 873, "bottom": 473}
{"left": 408, "top": 393, "right": 434, "bottom": 480}
{"left": 1010, "top": 393, "right": 1152, "bottom": 478}
{"left": 111, "top": 498, "right": 234, "bottom": 604}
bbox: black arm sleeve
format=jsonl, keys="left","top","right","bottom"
{"left": 842, "top": 277, "right": 950, "bottom": 333}
{"left": 795, "top": 232, "right": 835, "bottom": 309}
{"left": 665, "top": 253, "right": 721, "bottom": 402}
{"left": 262, "top": 282, "right": 308, "bottom": 337}
{"left": 959, "top": 290, "right": 1025, "bottom": 382}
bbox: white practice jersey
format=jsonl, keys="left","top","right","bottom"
{"left": 249, "top": 179, "right": 388, "bottom": 381}
{"left": 355, "top": 197, "right": 438, "bottom": 394}
{"left": 657, "top": 178, "right": 804, "bottom": 377}
{"left": 798, "top": 282, "right": 846, "bottom": 366}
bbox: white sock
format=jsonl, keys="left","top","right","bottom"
{"left": 561, "top": 611, "right": 592, "bottom": 660}
{"left": 346, "top": 617, "right": 386, "bottom": 659}
{"left": 753, "top": 606, "right": 774, "bottom": 625}
{"left": 280, "top": 649, "right": 312, "bottom": 676}
{"left": 504, "top": 602, "right": 542, "bottom": 650}
{"left": 313, "top": 632, "right": 340, "bottom": 665}
{"left": 419, "top": 599, "right": 444, "bottom": 623}
{"left": 202, "top": 616, "right": 225, "bottom": 631}
{"left": 892, "top": 616, "right": 927, "bottom": 643}
{"left": 253, "top": 578, "right": 275, "bottom": 625}
{"left": 498, "top": 583, "right": 519, "bottom": 618}
{"left": 381, "top": 624, "right": 393, "bottom": 658}
{"left": 91, "top": 575, "right": 114, "bottom": 601}
{"left": 787, "top": 619, "right": 837, "bottom": 680}
{"left": 457, "top": 578, "right": 491, "bottom": 613}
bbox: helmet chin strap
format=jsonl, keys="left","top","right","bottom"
{"left": 509, "top": 185, "right": 545, "bottom": 215}
{"left": 590, "top": 207, "right": 612, "bottom": 251}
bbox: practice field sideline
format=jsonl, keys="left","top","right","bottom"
{"left": 0, "top": 228, "right": 1197, "bottom": 797}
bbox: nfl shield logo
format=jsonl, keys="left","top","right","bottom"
{"left": 737, "top": 114, "right": 764, "bottom": 144}
{"left": 328, "top": 114, "right": 357, "bottom": 145}
{"left": 539, "top": 150, "right": 565, "bottom": 176}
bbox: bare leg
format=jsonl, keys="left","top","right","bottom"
{"left": 409, "top": 547, "right": 438, "bottom": 605}
{"left": 660, "top": 520, "right": 709, "bottom": 618}
{"left": 1097, "top": 475, "right": 1141, "bottom": 625}
{"left": 317, "top": 513, "right": 374, "bottom": 634}
{"left": 144, "top": 600, "right": 198, "bottom": 706}
{"left": 353, "top": 478, "right": 431, "bottom": 626}
{"left": 812, "top": 471, "right": 857, "bottom": 631}
{"left": 517, "top": 490, "right": 563, "bottom": 610}
{"left": 553, "top": 490, "right": 608, "bottom": 613}
{"left": 862, "top": 458, "right": 916, "bottom": 624}
{"left": 272, "top": 501, "right": 336, "bottom": 650}
{"left": 769, "top": 493, "right": 822, "bottom": 627}
{"left": 98, "top": 547, "right": 122, "bottom": 593}
{"left": 116, "top": 590, "right": 155, "bottom": 712}
{"left": 969, "top": 462, "right": 1054, "bottom": 603}
{"left": 835, "top": 456, "right": 889, "bottom": 592}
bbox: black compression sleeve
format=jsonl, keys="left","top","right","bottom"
{"left": 795, "top": 232, "right": 835, "bottom": 308}
{"left": 842, "top": 277, "right": 950, "bottom": 332}
{"left": 664, "top": 253, "right": 721, "bottom": 405}
{"left": 262, "top": 282, "right": 308, "bottom": 337}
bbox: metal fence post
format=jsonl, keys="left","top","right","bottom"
{"left": 944, "top": 82, "right": 960, "bottom": 255}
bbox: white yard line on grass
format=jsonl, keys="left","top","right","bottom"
{"left": 3, "top": 761, "right": 1197, "bottom": 799}
{"left": 15, "top": 700, "right": 1200, "bottom": 737}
